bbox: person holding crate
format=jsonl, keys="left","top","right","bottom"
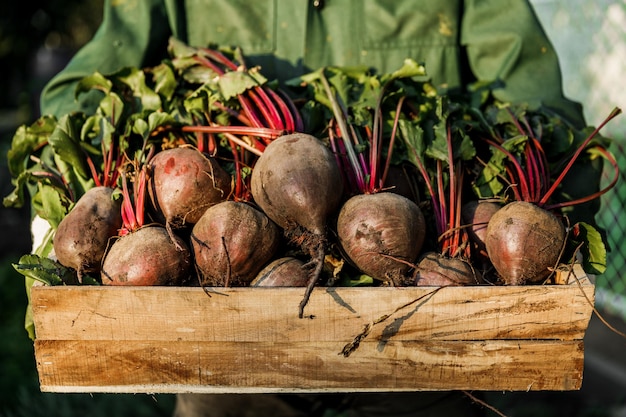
{"left": 38, "top": 0, "right": 598, "bottom": 416}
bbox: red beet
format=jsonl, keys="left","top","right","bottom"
{"left": 251, "top": 133, "right": 342, "bottom": 238}
{"left": 336, "top": 192, "right": 426, "bottom": 286}
{"left": 191, "top": 200, "right": 280, "bottom": 287}
{"left": 148, "top": 146, "right": 232, "bottom": 229}
{"left": 101, "top": 224, "right": 191, "bottom": 286}
{"left": 485, "top": 201, "right": 566, "bottom": 285}
{"left": 250, "top": 133, "right": 343, "bottom": 316}
{"left": 53, "top": 186, "right": 122, "bottom": 282}
{"left": 414, "top": 252, "right": 478, "bottom": 286}
{"left": 250, "top": 257, "right": 310, "bottom": 287}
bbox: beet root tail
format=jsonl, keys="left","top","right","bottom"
{"left": 298, "top": 243, "right": 325, "bottom": 319}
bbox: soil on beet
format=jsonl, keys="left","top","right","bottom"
{"left": 101, "top": 225, "right": 192, "bottom": 286}
{"left": 336, "top": 192, "right": 426, "bottom": 286}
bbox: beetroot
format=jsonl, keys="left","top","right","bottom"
{"left": 250, "top": 133, "right": 343, "bottom": 316}
{"left": 251, "top": 133, "right": 342, "bottom": 238}
{"left": 336, "top": 192, "right": 426, "bottom": 286}
{"left": 148, "top": 146, "right": 232, "bottom": 229}
{"left": 250, "top": 257, "right": 310, "bottom": 287}
{"left": 478, "top": 108, "right": 621, "bottom": 284}
{"left": 191, "top": 200, "right": 280, "bottom": 287}
{"left": 414, "top": 252, "right": 478, "bottom": 286}
{"left": 101, "top": 224, "right": 191, "bottom": 286}
{"left": 101, "top": 164, "right": 192, "bottom": 286}
{"left": 53, "top": 186, "right": 122, "bottom": 282}
{"left": 485, "top": 201, "right": 565, "bottom": 285}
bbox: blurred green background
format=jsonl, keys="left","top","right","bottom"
{"left": 1, "top": 1, "right": 625, "bottom": 417}
{"left": 0, "top": 1, "right": 176, "bottom": 415}
{"left": 531, "top": 0, "right": 626, "bottom": 322}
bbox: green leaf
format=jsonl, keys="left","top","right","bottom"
{"left": 24, "top": 289, "right": 35, "bottom": 340}
{"left": 75, "top": 71, "right": 113, "bottom": 98}
{"left": 2, "top": 171, "right": 32, "bottom": 209}
{"left": 455, "top": 128, "right": 477, "bottom": 161}
{"left": 217, "top": 70, "right": 261, "bottom": 100}
{"left": 399, "top": 119, "right": 427, "bottom": 165}
{"left": 152, "top": 61, "right": 178, "bottom": 102}
{"left": 12, "top": 254, "right": 72, "bottom": 286}
{"left": 570, "top": 222, "right": 607, "bottom": 275}
{"left": 48, "top": 114, "right": 90, "bottom": 180}
{"left": 472, "top": 156, "right": 506, "bottom": 198}
{"left": 131, "top": 111, "right": 180, "bottom": 143}
{"left": 245, "top": 65, "right": 269, "bottom": 86}
{"left": 147, "top": 111, "right": 179, "bottom": 133}
{"left": 33, "top": 220, "right": 55, "bottom": 258}
{"left": 5, "top": 116, "right": 57, "bottom": 178}
{"left": 115, "top": 66, "right": 162, "bottom": 112}
{"left": 425, "top": 120, "right": 449, "bottom": 161}
{"left": 37, "top": 183, "right": 71, "bottom": 229}
{"left": 384, "top": 58, "right": 428, "bottom": 83}
{"left": 168, "top": 36, "right": 200, "bottom": 59}
{"left": 81, "top": 113, "right": 116, "bottom": 151}
{"left": 334, "top": 273, "right": 375, "bottom": 287}
{"left": 132, "top": 118, "right": 149, "bottom": 140}
{"left": 180, "top": 62, "right": 218, "bottom": 85}
{"left": 97, "top": 91, "right": 125, "bottom": 127}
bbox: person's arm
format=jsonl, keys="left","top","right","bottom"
{"left": 461, "top": 0, "right": 586, "bottom": 128}
{"left": 40, "top": 0, "right": 172, "bottom": 118}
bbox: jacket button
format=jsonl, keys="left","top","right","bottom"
{"left": 313, "top": 0, "right": 324, "bottom": 10}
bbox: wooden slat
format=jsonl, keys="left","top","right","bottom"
{"left": 30, "top": 264, "right": 594, "bottom": 393}
{"left": 31, "top": 272, "right": 594, "bottom": 343}
{"left": 35, "top": 339, "right": 584, "bottom": 393}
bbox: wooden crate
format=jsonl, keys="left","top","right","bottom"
{"left": 31, "top": 265, "right": 594, "bottom": 393}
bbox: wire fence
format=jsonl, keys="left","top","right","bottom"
{"left": 595, "top": 141, "right": 626, "bottom": 320}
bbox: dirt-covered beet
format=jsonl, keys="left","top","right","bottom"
{"left": 250, "top": 133, "right": 343, "bottom": 316}
{"left": 191, "top": 200, "right": 280, "bottom": 287}
{"left": 336, "top": 192, "right": 426, "bottom": 286}
{"left": 250, "top": 257, "right": 310, "bottom": 287}
{"left": 414, "top": 252, "right": 479, "bottom": 286}
{"left": 53, "top": 186, "right": 122, "bottom": 281}
{"left": 148, "top": 146, "right": 232, "bottom": 229}
{"left": 485, "top": 201, "right": 566, "bottom": 285}
{"left": 251, "top": 133, "right": 343, "bottom": 238}
{"left": 101, "top": 224, "right": 191, "bottom": 286}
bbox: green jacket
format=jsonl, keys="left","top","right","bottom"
{"left": 40, "top": 0, "right": 585, "bottom": 127}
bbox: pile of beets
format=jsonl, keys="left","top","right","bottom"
{"left": 5, "top": 38, "right": 621, "bottom": 318}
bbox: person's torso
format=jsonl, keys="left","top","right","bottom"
{"left": 167, "top": 0, "right": 463, "bottom": 88}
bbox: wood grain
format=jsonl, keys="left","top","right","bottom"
{"left": 31, "top": 264, "right": 594, "bottom": 393}
{"left": 35, "top": 339, "right": 585, "bottom": 393}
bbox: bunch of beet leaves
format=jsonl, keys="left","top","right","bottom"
{"left": 402, "top": 92, "right": 621, "bottom": 285}
{"left": 400, "top": 98, "right": 483, "bottom": 287}
{"left": 463, "top": 101, "right": 621, "bottom": 284}
{"left": 3, "top": 36, "right": 622, "bottom": 334}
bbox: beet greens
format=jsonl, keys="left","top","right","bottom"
{"left": 476, "top": 105, "right": 621, "bottom": 276}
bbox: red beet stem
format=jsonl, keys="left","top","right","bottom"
{"left": 540, "top": 107, "right": 622, "bottom": 206}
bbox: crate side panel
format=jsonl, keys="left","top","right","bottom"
{"left": 31, "top": 282, "right": 594, "bottom": 342}
{"left": 35, "top": 339, "right": 584, "bottom": 393}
